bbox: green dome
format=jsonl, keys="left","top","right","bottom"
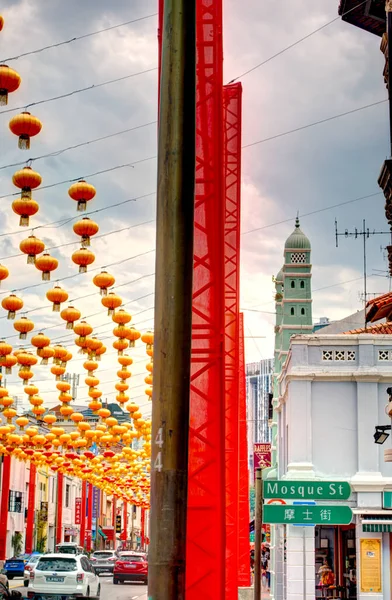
{"left": 275, "top": 267, "right": 284, "bottom": 282}
{"left": 284, "top": 217, "right": 311, "bottom": 250}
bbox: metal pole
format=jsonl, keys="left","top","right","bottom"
{"left": 363, "top": 219, "right": 367, "bottom": 330}
{"left": 254, "top": 467, "right": 263, "bottom": 600}
{"left": 0, "top": 455, "right": 11, "bottom": 560}
{"left": 387, "top": 3, "right": 392, "bottom": 157}
{"left": 148, "top": 0, "right": 196, "bottom": 598}
{"left": 302, "top": 528, "right": 306, "bottom": 600}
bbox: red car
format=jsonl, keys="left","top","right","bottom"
{"left": 113, "top": 552, "right": 148, "bottom": 585}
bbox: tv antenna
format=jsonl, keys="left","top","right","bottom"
{"left": 335, "top": 219, "right": 391, "bottom": 329}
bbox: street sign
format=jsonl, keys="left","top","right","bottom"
{"left": 263, "top": 504, "right": 353, "bottom": 525}
{"left": 263, "top": 480, "right": 351, "bottom": 500}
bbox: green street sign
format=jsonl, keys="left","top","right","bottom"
{"left": 263, "top": 480, "right": 351, "bottom": 501}
{"left": 250, "top": 532, "right": 255, "bottom": 542}
{"left": 263, "top": 504, "right": 353, "bottom": 525}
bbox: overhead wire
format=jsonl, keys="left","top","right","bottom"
{"left": 1, "top": 13, "right": 158, "bottom": 63}
{"left": 228, "top": 0, "right": 369, "bottom": 83}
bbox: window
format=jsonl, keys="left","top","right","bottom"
{"left": 300, "top": 280, "right": 305, "bottom": 289}
{"left": 301, "top": 308, "right": 305, "bottom": 316}
{"left": 81, "top": 558, "right": 91, "bottom": 572}
{"left": 290, "top": 307, "right": 295, "bottom": 316}
{"left": 36, "top": 558, "right": 77, "bottom": 572}
{"left": 291, "top": 252, "right": 306, "bottom": 263}
{"left": 65, "top": 484, "right": 70, "bottom": 508}
{"left": 291, "top": 281, "right": 295, "bottom": 288}
{"left": 8, "top": 490, "right": 22, "bottom": 513}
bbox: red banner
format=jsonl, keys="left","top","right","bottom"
{"left": 75, "top": 498, "right": 82, "bottom": 525}
{"left": 253, "top": 443, "right": 271, "bottom": 479}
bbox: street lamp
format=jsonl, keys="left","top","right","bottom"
{"left": 374, "top": 425, "right": 391, "bottom": 445}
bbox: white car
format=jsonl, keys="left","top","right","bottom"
{"left": 24, "top": 555, "right": 42, "bottom": 587}
{"left": 28, "top": 554, "right": 100, "bottom": 599}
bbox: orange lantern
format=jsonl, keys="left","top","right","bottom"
{"left": 141, "top": 331, "right": 154, "bottom": 350}
{"left": 31, "top": 332, "right": 50, "bottom": 355}
{"left": 112, "top": 309, "right": 131, "bottom": 326}
{"left": 88, "top": 389, "right": 102, "bottom": 399}
{"left": 13, "top": 316, "right": 34, "bottom": 339}
{"left": 113, "top": 339, "right": 128, "bottom": 355}
{"left": 73, "top": 320, "right": 93, "bottom": 340}
{"left": 1, "top": 294, "right": 23, "bottom": 319}
{"left": 24, "top": 384, "right": 39, "bottom": 397}
{"left": 56, "top": 381, "right": 71, "bottom": 393}
{"left": 0, "top": 264, "right": 9, "bottom": 287}
{"left": 116, "top": 394, "right": 129, "bottom": 405}
{"left": 73, "top": 217, "right": 99, "bottom": 247}
{"left": 115, "top": 382, "right": 129, "bottom": 393}
{"left": 93, "top": 271, "right": 115, "bottom": 296}
{"left": 43, "top": 414, "right": 56, "bottom": 427}
{"left": 3, "top": 407, "right": 17, "bottom": 422}
{"left": 127, "top": 326, "right": 141, "bottom": 348}
{"left": 17, "top": 351, "right": 37, "bottom": 368}
{"left": 117, "top": 368, "right": 131, "bottom": 380}
{"left": 1, "top": 354, "right": 17, "bottom": 374}
{"left": 118, "top": 355, "right": 133, "bottom": 367}
{"left": 85, "top": 337, "right": 102, "bottom": 356}
{"left": 101, "top": 292, "right": 122, "bottom": 316}
{"left": 9, "top": 112, "right": 42, "bottom": 150}
{"left": 146, "top": 362, "right": 153, "bottom": 373}
{"left": 60, "top": 305, "right": 81, "bottom": 329}
{"left": 29, "top": 395, "right": 43, "bottom": 407}
{"left": 0, "top": 16, "right": 4, "bottom": 31}
{"left": 51, "top": 365, "right": 66, "bottom": 381}
{"left": 145, "top": 387, "right": 153, "bottom": 398}
{"left": 35, "top": 253, "right": 58, "bottom": 281}
{"left": 145, "top": 374, "right": 153, "bottom": 385}
{"left": 63, "top": 351, "right": 72, "bottom": 367}
{"left": 72, "top": 248, "right": 95, "bottom": 273}
{"left": 58, "top": 392, "right": 72, "bottom": 404}
{"left": 12, "top": 197, "right": 39, "bottom": 226}
{"left": 46, "top": 286, "right": 68, "bottom": 312}
{"left": 85, "top": 376, "right": 99, "bottom": 387}
{"left": 0, "top": 340, "right": 12, "bottom": 358}
{"left": 70, "top": 412, "right": 84, "bottom": 423}
{"left": 12, "top": 166, "right": 41, "bottom": 198}
{"left": 83, "top": 360, "right": 98, "bottom": 375}
{"left": 19, "top": 235, "right": 45, "bottom": 264}
{"left": 68, "top": 180, "right": 96, "bottom": 212}
{"left": 39, "top": 346, "right": 54, "bottom": 365}
{"left": 88, "top": 400, "right": 102, "bottom": 412}
{"left": 60, "top": 405, "right": 73, "bottom": 419}
{"left": 95, "top": 345, "right": 106, "bottom": 361}
{"left": 53, "top": 345, "right": 68, "bottom": 365}
{"left": 16, "top": 416, "right": 29, "bottom": 429}
{"left": 113, "top": 326, "right": 132, "bottom": 339}
{"left": 0, "top": 65, "right": 21, "bottom": 106}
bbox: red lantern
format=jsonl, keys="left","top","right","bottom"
{"left": 68, "top": 180, "right": 96, "bottom": 212}
{"left": 0, "top": 264, "right": 9, "bottom": 287}
{"left": 0, "top": 65, "right": 21, "bottom": 106}
{"left": 12, "top": 197, "right": 39, "bottom": 226}
{"left": 19, "top": 235, "right": 45, "bottom": 264}
{"left": 1, "top": 294, "right": 23, "bottom": 319}
{"left": 72, "top": 248, "right": 95, "bottom": 273}
{"left": 0, "top": 16, "right": 4, "bottom": 31}
{"left": 46, "top": 286, "right": 68, "bottom": 312}
{"left": 93, "top": 271, "right": 115, "bottom": 296}
{"left": 35, "top": 253, "right": 58, "bottom": 281}
{"left": 9, "top": 112, "right": 42, "bottom": 150}
{"left": 73, "top": 218, "right": 99, "bottom": 247}
{"left": 12, "top": 166, "right": 41, "bottom": 199}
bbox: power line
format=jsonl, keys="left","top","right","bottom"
{"left": 0, "top": 120, "right": 157, "bottom": 171}
{"left": 241, "top": 192, "right": 382, "bottom": 236}
{"left": 0, "top": 67, "right": 158, "bottom": 116}
{"left": 242, "top": 99, "right": 387, "bottom": 149}
{"left": 1, "top": 13, "right": 158, "bottom": 63}
{"left": 228, "top": 0, "right": 368, "bottom": 83}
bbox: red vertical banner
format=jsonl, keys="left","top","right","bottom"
{"left": 0, "top": 455, "right": 11, "bottom": 560}
{"left": 186, "top": 0, "right": 226, "bottom": 598}
{"left": 223, "top": 82, "right": 242, "bottom": 599}
{"left": 56, "top": 472, "right": 64, "bottom": 546}
{"left": 238, "top": 313, "right": 251, "bottom": 586}
{"left": 75, "top": 497, "right": 82, "bottom": 525}
{"left": 123, "top": 501, "right": 128, "bottom": 541}
{"left": 80, "top": 480, "right": 87, "bottom": 547}
{"left": 253, "top": 443, "right": 271, "bottom": 480}
{"left": 141, "top": 507, "right": 146, "bottom": 549}
{"left": 25, "top": 463, "right": 36, "bottom": 554}
{"left": 87, "top": 482, "right": 93, "bottom": 552}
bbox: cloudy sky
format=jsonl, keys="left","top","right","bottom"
{"left": 0, "top": 0, "right": 389, "bottom": 412}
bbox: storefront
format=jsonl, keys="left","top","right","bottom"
{"left": 315, "top": 525, "right": 356, "bottom": 599}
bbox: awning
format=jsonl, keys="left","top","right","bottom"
{"left": 98, "top": 528, "right": 107, "bottom": 540}
{"left": 363, "top": 523, "right": 392, "bottom": 532}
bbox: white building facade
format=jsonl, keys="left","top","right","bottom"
{"left": 272, "top": 333, "right": 392, "bottom": 600}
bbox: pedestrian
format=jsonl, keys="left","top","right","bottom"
{"left": 261, "top": 548, "right": 270, "bottom": 591}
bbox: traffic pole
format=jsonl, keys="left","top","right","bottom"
{"left": 148, "top": 0, "right": 196, "bottom": 597}
{"left": 254, "top": 467, "right": 264, "bottom": 600}
{"left": 25, "top": 462, "right": 36, "bottom": 554}
{"left": 56, "top": 472, "right": 63, "bottom": 546}
{"left": 0, "top": 455, "right": 11, "bottom": 560}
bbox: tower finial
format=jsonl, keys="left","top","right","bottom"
{"left": 295, "top": 212, "right": 300, "bottom": 228}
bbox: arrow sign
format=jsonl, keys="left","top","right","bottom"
{"left": 263, "top": 504, "right": 353, "bottom": 525}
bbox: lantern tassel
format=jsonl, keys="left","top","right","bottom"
{"left": 66, "top": 322, "right": 74, "bottom": 330}
{"left": 27, "top": 255, "right": 35, "bottom": 265}
{"left": 53, "top": 303, "right": 60, "bottom": 312}
{"left": 18, "top": 135, "right": 30, "bottom": 150}
{"left": 78, "top": 200, "right": 87, "bottom": 212}
{"left": 42, "top": 272, "right": 50, "bottom": 281}
{"left": 8, "top": 310, "right": 15, "bottom": 319}
{"left": 19, "top": 332, "right": 27, "bottom": 340}
{"left": 40, "top": 358, "right": 48, "bottom": 365}
{"left": 5, "top": 367, "right": 11, "bottom": 375}
{"left": 21, "top": 188, "right": 32, "bottom": 199}
{"left": 129, "top": 341, "right": 135, "bottom": 348}
{"left": 79, "top": 266, "right": 87, "bottom": 274}
{"left": 100, "top": 288, "right": 107, "bottom": 296}
{"left": 19, "top": 215, "right": 29, "bottom": 226}
{"left": 0, "top": 91, "right": 7, "bottom": 106}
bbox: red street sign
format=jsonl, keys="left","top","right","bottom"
{"left": 75, "top": 498, "right": 82, "bottom": 525}
{"left": 253, "top": 443, "right": 271, "bottom": 479}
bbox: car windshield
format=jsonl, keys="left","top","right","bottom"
{"left": 28, "top": 556, "right": 41, "bottom": 564}
{"left": 93, "top": 552, "right": 113, "bottom": 558}
{"left": 36, "top": 558, "right": 77, "bottom": 572}
{"left": 55, "top": 547, "right": 76, "bottom": 555}
{"left": 121, "top": 555, "right": 144, "bottom": 562}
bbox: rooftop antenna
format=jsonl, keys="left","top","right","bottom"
{"left": 335, "top": 218, "right": 391, "bottom": 329}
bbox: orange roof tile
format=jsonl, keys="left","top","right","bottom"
{"left": 344, "top": 322, "right": 392, "bottom": 335}
{"left": 366, "top": 292, "right": 392, "bottom": 323}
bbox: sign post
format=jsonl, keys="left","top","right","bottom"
{"left": 263, "top": 504, "right": 353, "bottom": 525}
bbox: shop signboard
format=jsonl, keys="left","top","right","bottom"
{"left": 263, "top": 504, "right": 353, "bottom": 525}
{"left": 360, "top": 538, "right": 381, "bottom": 593}
{"left": 253, "top": 444, "right": 271, "bottom": 480}
{"left": 115, "top": 515, "right": 122, "bottom": 533}
{"left": 92, "top": 487, "right": 100, "bottom": 520}
{"left": 75, "top": 498, "right": 82, "bottom": 524}
{"left": 40, "top": 501, "right": 48, "bottom": 522}
{"left": 263, "top": 480, "right": 351, "bottom": 500}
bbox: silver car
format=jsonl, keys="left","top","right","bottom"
{"left": 90, "top": 551, "right": 118, "bottom": 575}
{"left": 23, "top": 554, "right": 42, "bottom": 587}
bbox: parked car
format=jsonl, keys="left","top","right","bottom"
{"left": 55, "top": 543, "right": 84, "bottom": 555}
{"left": 90, "top": 551, "right": 118, "bottom": 575}
{"left": 3, "top": 555, "right": 31, "bottom": 580}
{"left": 113, "top": 552, "right": 148, "bottom": 585}
{"left": 23, "top": 555, "right": 42, "bottom": 587}
{"left": 27, "top": 554, "right": 100, "bottom": 599}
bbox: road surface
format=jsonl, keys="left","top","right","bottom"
{"left": 10, "top": 575, "right": 148, "bottom": 600}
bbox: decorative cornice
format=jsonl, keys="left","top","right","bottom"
{"left": 280, "top": 324, "right": 313, "bottom": 330}
{"left": 283, "top": 272, "right": 312, "bottom": 277}
{"left": 282, "top": 298, "right": 312, "bottom": 304}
